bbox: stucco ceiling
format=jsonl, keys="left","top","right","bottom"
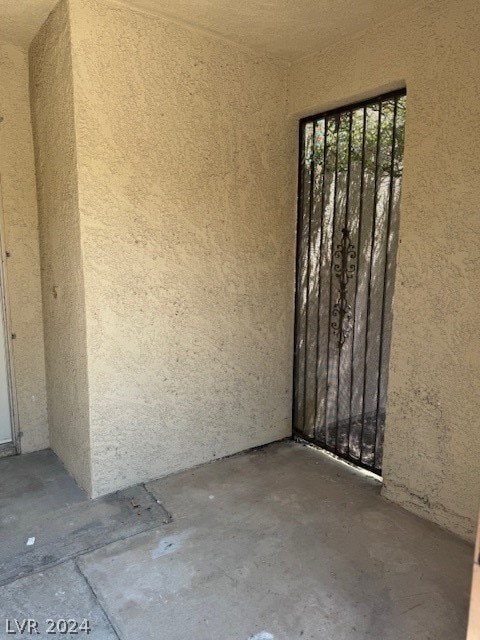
{"left": 1, "top": 0, "right": 420, "bottom": 59}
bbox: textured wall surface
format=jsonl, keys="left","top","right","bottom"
{"left": 104, "top": 0, "right": 420, "bottom": 61}
{"left": 289, "top": 0, "right": 480, "bottom": 540}
{"left": 0, "top": 0, "right": 57, "bottom": 49}
{"left": 0, "top": 0, "right": 420, "bottom": 58}
{"left": 68, "top": 0, "right": 294, "bottom": 496}
{"left": 29, "top": 0, "right": 92, "bottom": 493}
{"left": 0, "top": 40, "right": 48, "bottom": 453}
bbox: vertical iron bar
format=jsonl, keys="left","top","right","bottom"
{"left": 293, "top": 122, "right": 309, "bottom": 434}
{"left": 335, "top": 111, "right": 353, "bottom": 455}
{"left": 325, "top": 116, "right": 340, "bottom": 451}
{"left": 359, "top": 100, "right": 383, "bottom": 463}
{"left": 314, "top": 119, "right": 328, "bottom": 439}
{"left": 302, "top": 121, "right": 317, "bottom": 436}
{"left": 373, "top": 98, "right": 398, "bottom": 469}
{"left": 347, "top": 107, "right": 367, "bottom": 459}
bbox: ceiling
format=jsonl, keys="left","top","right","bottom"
{"left": 0, "top": 0, "right": 421, "bottom": 60}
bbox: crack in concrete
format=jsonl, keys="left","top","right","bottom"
{"left": 73, "top": 560, "right": 123, "bottom": 640}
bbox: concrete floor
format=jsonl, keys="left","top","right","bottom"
{"left": 0, "top": 442, "right": 473, "bottom": 639}
{"left": 0, "top": 450, "right": 170, "bottom": 585}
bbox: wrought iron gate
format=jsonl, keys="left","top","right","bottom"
{"left": 293, "top": 90, "right": 406, "bottom": 474}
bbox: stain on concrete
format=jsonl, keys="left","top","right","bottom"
{"left": 151, "top": 532, "right": 188, "bottom": 559}
{"left": 77, "top": 443, "right": 472, "bottom": 639}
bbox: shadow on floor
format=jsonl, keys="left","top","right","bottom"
{"left": 0, "top": 442, "right": 473, "bottom": 639}
{"left": 0, "top": 449, "right": 171, "bottom": 585}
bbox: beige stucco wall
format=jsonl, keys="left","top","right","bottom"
{"left": 289, "top": 0, "right": 480, "bottom": 541}
{"left": 0, "top": 39, "right": 48, "bottom": 453}
{"left": 29, "top": 0, "right": 92, "bottom": 492}
{"left": 66, "top": 0, "right": 294, "bottom": 496}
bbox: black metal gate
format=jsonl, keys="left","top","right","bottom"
{"left": 293, "top": 90, "right": 406, "bottom": 474}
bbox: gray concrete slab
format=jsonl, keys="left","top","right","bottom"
{"left": 0, "top": 450, "right": 171, "bottom": 586}
{"left": 0, "top": 450, "right": 86, "bottom": 526}
{"left": 76, "top": 442, "right": 473, "bottom": 640}
{"left": 0, "top": 561, "right": 118, "bottom": 639}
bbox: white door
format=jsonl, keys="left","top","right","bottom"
{"left": 0, "top": 288, "right": 11, "bottom": 444}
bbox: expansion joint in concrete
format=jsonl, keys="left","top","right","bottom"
{"left": 141, "top": 482, "right": 173, "bottom": 523}
{"left": 73, "top": 560, "right": 123, "bottom": 640}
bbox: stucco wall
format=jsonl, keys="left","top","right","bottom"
{"left": 67, "top": 0, "right": 294, "bottom": 496}
{"left": 29, "top": 0, "right": 92, "bottom": 492}
{"left": 0, "top": 39, "right": 48, "bottom": 453}
{"left": 289, "top": 0, "right": 480, "bottom": 540}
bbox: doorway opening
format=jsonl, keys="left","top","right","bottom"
{"left": 293, "top": 89, "right": 406, "bottom": 474}
{"left": 0, "top": 214, "right": 15, "bottom": 454}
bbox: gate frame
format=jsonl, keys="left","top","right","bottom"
{"left": 292, "top": 88, "right": 407, "bottom": 475}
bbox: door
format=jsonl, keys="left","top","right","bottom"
{"left": 0, "top": 253, "right": 12, "bottom": 445}
{"left": 293, "top": 90, "right": 406, "bottom": 474}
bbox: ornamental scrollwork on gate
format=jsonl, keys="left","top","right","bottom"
{"left": 331, "top": 227, "right": 356, "bottom": 348}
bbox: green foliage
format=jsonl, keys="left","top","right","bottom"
{"left": 303, "top": 97, "right": 405, "bottom": 178}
